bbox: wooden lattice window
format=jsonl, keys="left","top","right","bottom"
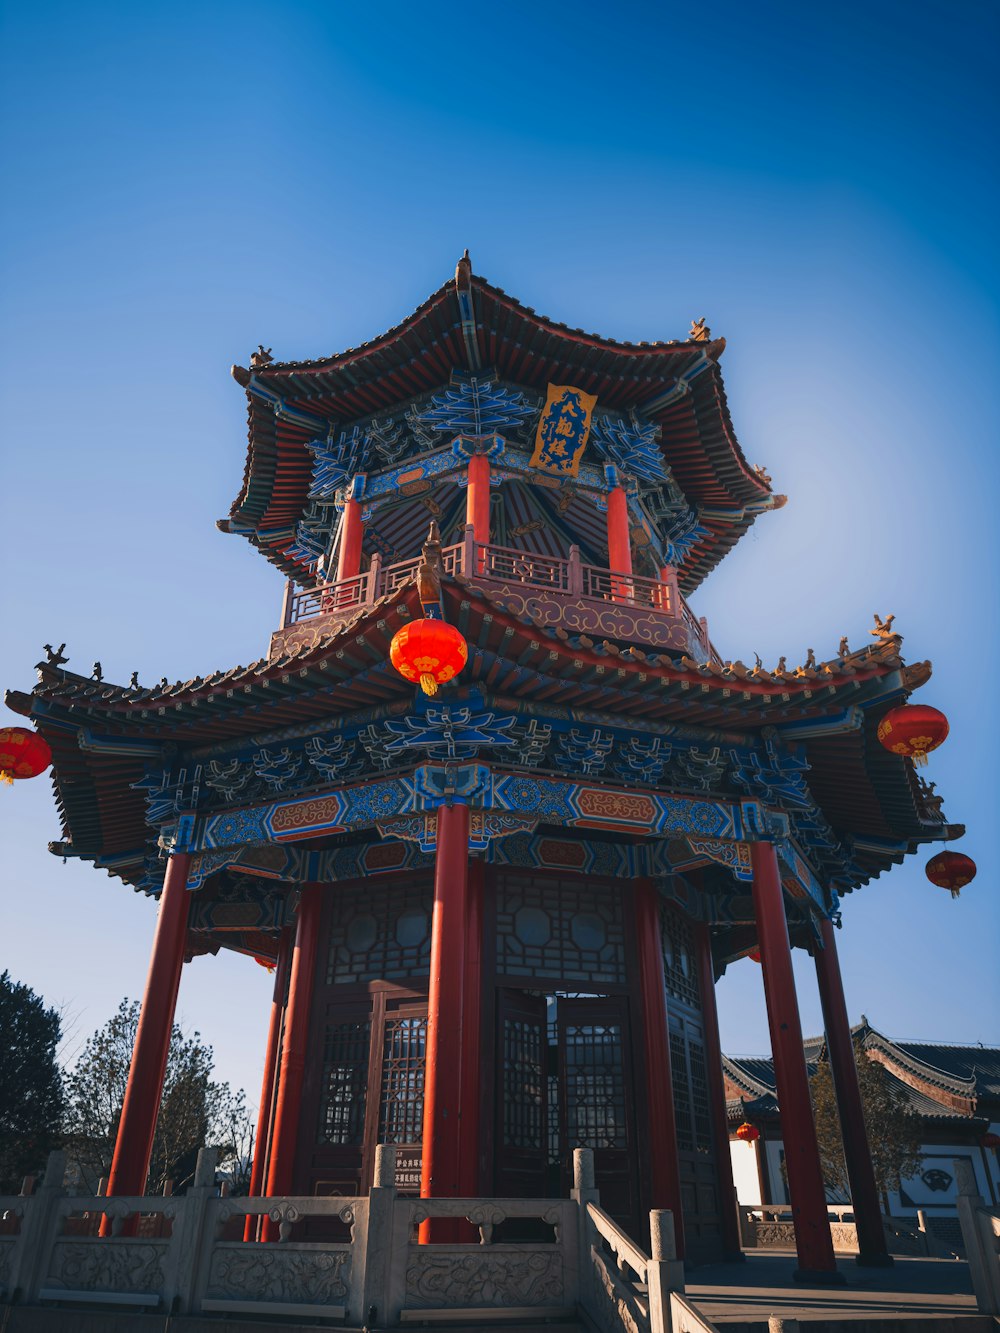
{"left": 495, "top": 873, "right": 626, "bottom": 983}
{"left": 502, "top": 1017, "right": 545, "bottom": 1150}
{"left": 377, "top": 1016, "right": 427, "bottom": 1145}
{"left": 563, "top": 1022, "right": 627, "bottom": 1150}
{"left": 688, "top": 1038, "right": 711, "bottom": 1154}
{"left": 670, "top": 1029, "right": 694, "bottom": 1151}
{"left": 318, "top": 1019, "right": 371, "bottom": 1146}
{"left": 660, "top": 903, "right": 700, "bottom": 1006}
{"left": 326, "top": 879, "right": 433, "bottom": 983}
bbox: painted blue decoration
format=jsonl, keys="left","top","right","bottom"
{"left": 307, "top": 424, "right": 372, "bottom": 499}
{"left": 589, "top": 411, "right": 668, "bottom": 483}
{"left": 380, "top": 706, "right": 517, "bottom": 761}
{"left": 304, "top": 734, "right": 362, "bottom": 781}
{"left": 614, "top": 736, "right": 671, "bottom": 786}
{"left": 204, "top": 758, "right": 255, "bottom": 804}
{"left": 411, "top": 371, "right": 538, "bottom": 437}
{"left": 556, "top": 727, "right": 615, "bottom": 777}
{"left": 252, "top": 747, "right": 305, "bottom": 793}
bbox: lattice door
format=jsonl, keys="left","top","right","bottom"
{"left": 494, "top": 990, "right": 549, "bottom": 1198}
{"left": 557, "top": 996, "right": 641, "bottom": 1236}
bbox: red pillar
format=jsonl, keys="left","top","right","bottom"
{"left": 459, "top": 858, "right": 484, "bottom": 1196}
{"left": 815, "top": 918, "right": 893, "bottom": 1266}
{"left": 607, "top": 484, "right": 633, "bottom": 601}
{"left": 336, "top": 496, "right": 364, "bottom": 585}
{"left": 466, "top": 453, "right": 491, "bottom": 551}
{"left": 634, "top": 879, "right": 686, "bottom": 1258}
{"left": 751, "top": 841, "right": 839, "bottom": 1281}
{"left": 420, "top": 804, "right": 470, "bottom": 1240}
{"left": 263, "top": 886, "right": 322, "bottom": 1236}
{"left": 694, "top": 922, "right": 744, "bottom": 1261}
{"left": 244, "top": 927, "right": 293, "bottom": 1241}
{"left": 103, "top": 851, "right": 192, "bottom": 1218}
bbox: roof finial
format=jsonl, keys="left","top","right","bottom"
{"left": 689, "top": 317, "right": 711, "bottom": 342}
{"left": 455, "top": 249, "right": 472, "bottom": 286}
{"left": 250, "top": 345, "right": 273, "bottom": 369}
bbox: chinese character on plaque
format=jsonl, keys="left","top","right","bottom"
{"left": 529, "top": 383, "right": 597, "bottom": 478}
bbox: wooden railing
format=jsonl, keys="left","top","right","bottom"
{"left": 277, "top": 526, "right": 719, "bottom": 662}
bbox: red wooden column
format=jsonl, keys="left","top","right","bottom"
{"left": 607, "top": 482, "right": 633, "bottom": 601}
{"left": 459, "top": 857, "right": 484, "bottom": 1196}
{"left": 750, "top": 841, "right": 840, "bottom": 1282}
{"left": 263, "top": 886, "right": 323, "bottom": 1237}
{"left": 420, "top": 803, "right": 470, "bottom": 1240}
{"left": 694, "top": 922, "right": 744, "bottom": 1261}
{"left": 244, "top": 927, "right": 293, "bottom": 1241}
{"left": 336, "top": 495, "right": 364, "bottom": 584}
{"left": 101, "top": 852, "right": 192, "bottom": 1231}
{"left": 634, "top": 879, "right": 686, "bottom": 1258}
{"left": 814, "top": 918, "right": 893, "bottom": 1266}
{"left": 466, "top": 453, "right": 491, "bottom": 571}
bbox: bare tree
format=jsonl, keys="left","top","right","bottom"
{"left": 63, "top": 1000, "right": 253, "bottom": 1194}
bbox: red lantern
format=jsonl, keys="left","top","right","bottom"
{"left": 0, "top": 726, "right": 52, "bottom": 785}
{"left": 735, "top": 1122, "right": 760, "bottom": 1143}
{"left": 925, "top": 850, "right": 976, "bottom": 899}
{"left": 389, "top": 619, "right": 468, "bottom": 697}
{"left": 980, "top": 1132, "right": 1000, "bottom": 1150}
{"left": 254, "top": 955, "right": 275, "bottom": 973}
{"left": 876, "top": 704, "right": 948, "bottom": 767}
{"left": 748, "top": 948, "right": 761, "bottom": 964}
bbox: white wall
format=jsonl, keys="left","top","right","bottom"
{"left": 730, "top": 1138, "right": 762, "bottom": 1206}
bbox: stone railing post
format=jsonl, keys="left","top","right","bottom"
{"left": 955, "top": 1157, "right": 1000, "bottom": 1313}
{"left": 364, "top": 1144, "right": 400, "bottom": 1328}
{"left": 570, "top": 1147, "right": 599, "bottom": 1316}
{"left": 17, "top": 1150, "right": 66, "bottom": 1304}
{"left": 567, "top": 545, "right": 584, "bottom": 598}
{"left": 280, "top": 579, "right": 295, "bottom": 628}
{"left": 167, "top": 1146, "right": 218, "bottom": 1314}
{"left": 646, "top": 1209, "right": 685, "bottom": 1331}
{"left": 367, "top": 551, "right": 383, "bottom": 602}
{"left": 462, "top": 522, "right": 477, "bottom": 577}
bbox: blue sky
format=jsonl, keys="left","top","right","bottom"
{"left": 1, "top": 1, "right": 997, "bottom": 1101}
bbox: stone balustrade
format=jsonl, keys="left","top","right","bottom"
{"left": 0, "top": 1146, "right": 686, "bottom": 1331}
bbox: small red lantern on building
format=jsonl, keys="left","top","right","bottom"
{"left": 925, "top": 850, "right": 977, "bottom": 899}
{"left": 735, "top": 1122, "right": 760, "bottom": 1143}
{"left": 980, "top": 1132, "right": 1000, "bottom": 1150}
{"left": 748, "top": 948, "right": 761, "bottom": 964}
{"left": 0, "top": 726, "right": 52, "bottom": 786}
{"left": 389, "top": 619, "right": 468, "bottom": 697}
{"left": 253, "top": 955, "right": 275, "bottom": 973}
{"left": 876, "top": 704, "right": 949, "bottom": 767}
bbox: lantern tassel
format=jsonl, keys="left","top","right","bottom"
{"left": 913, "top": 752, "right": 928, "bottom": 767}
{"left": 419, "top": 673, "right": 439, "bottom": 697}
{"left": 950, "top": 888, "right": 960, "bottom": 900}
{"left": 0, "top": 771, "right": 13, "bottom": 786}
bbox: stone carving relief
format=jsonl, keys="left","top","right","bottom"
{"left": 46, "top": 1239, "right": 167, "bottom": 1294}
{"left": 405, "top": 1250, "right": 563, "bottom": 1309}
{"left": 207, "top": 1243, "right": 351, "bottom": 1306}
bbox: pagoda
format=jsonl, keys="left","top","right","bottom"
{"left": 7, "top": 255, "right": 963, "bottom": 1280}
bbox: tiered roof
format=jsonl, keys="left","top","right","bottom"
{"left": 223, "top": 259, "right": 776, "bottom": 591}
{"left": 6, "top": 576, "right": 958, "bottom": 893}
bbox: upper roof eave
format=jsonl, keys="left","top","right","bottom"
{"left": 226, "top": 263, "right": 774, "bottom": 590}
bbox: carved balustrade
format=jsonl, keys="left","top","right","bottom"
{"left": 273, "top": 530, "right": 719, "bottom": 663}
{"left": 1, "top": 1147, "right": 684, "bottom": 1330}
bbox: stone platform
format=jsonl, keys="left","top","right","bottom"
{"left": 685, "top": 1251, "right": 988, "bottom": 1330}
